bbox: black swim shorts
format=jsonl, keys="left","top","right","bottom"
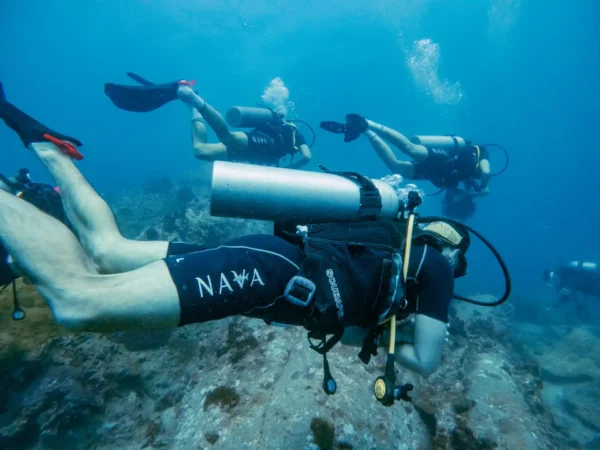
{"left": 164, "top": 235, "right": 303, "bottom": 326}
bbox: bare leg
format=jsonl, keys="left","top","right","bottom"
{"left": 178, "top": 86, "right": 248, "bottom": 156}
{"left": 31, "top": 142, "right": 168, "bottom": 274}
{"left": 362, "top": 129, "right": 415, "bottom": 178}
{"left": 0, "top": 189, "right": 180, "bottom": 331}
{"left": 189, "top": 107, "right": 228, "bottom": 161}
{"left": 366, "top": 119, "right": 428, "bottom": 161}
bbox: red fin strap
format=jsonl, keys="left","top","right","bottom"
{"left": 43, "top": 134, "right": 84, "bottom": 161}
{"left": 178, "top": 80, "right": 197, "bottom": 86}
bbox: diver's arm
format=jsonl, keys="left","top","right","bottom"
{"left": 477, "top": 158, "right": 491, "bottom": 192}
{"left": 465, "top": 154, "right": 491, "bottom": 196}
{"left": 395, "top": 314, "right": 447, "bottom": 377}
{"left": 340, "top": 318, "right": 415, "bottom": 347}
{"left": 366, "top": 120, "right": 428, "bottom": 161}
{"left": 286, "top": 144, "right": 312, "bottom": 169}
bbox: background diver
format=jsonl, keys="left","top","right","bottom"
{"left": 0, "top": 83, "right": 491, "bottom": 401}
{"left": 321, "top": 114, "right": 494, "bottom": 220}
{"left": 543, "top": 261, "right": 600, "bottom": 319}
{"left": 104, "top": 73, "right": 313, "bottom": 168}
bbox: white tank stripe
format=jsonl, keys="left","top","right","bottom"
{"left": 415, "top": 245, "right": 428, "bottom": 279}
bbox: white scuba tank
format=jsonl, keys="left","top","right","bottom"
{"left": 226, "top": 106, "right": 280, "bottom": 128}
{"left": 410, "top": 135, "right": 467, "bottom": 149}
{"left": 210, "top": 162, "right": 402, "bottom": 223}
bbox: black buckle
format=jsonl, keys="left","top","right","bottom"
{"left": 283, "top": 276, "right": 315, "bottom": 308}
{"left": 359, "top": 185, "right": 383, "bottom": 217}
{"left": 316, "top": 167, "right": 383, "bottom": 219}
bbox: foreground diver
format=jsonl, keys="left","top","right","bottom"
{"left": 0, "top": 86, "right": 509, "bottom": 405}
{"left": 104, "top": 73, "right": 312, "bottom": 168}
{"left": 543, "top": 261, "right": 600, "bottom": 318}
{"left": 321, "top": 114, "right": 493, "bottom": 219}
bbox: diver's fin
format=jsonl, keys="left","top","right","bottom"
{"left": 320, "top": 120, "right": 346, "bottom": 135}
{"left": 104, "top": 81, "right": 181, "bottom": 112}
{"left": 126, "top": 72, "right": 155, "bottom": 86}
{"left": 0, "top": 81, "right": 5, "bottom": 101}
{"left": 344, "top": 114, "right": 368, "bottom": 142}
{"left": 0, "top": 99, "right": 82, "bottom": 149}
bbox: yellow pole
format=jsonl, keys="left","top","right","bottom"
{"left": 388, "top": 212, "right": 416, "bottom": 356}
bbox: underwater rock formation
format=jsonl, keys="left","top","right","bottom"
{"left": 410, "top": 300, "right": 563, "bottom": 450}
{"left": 511, "top": 322, "right": 600, "bottom": 448}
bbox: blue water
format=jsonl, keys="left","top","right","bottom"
{"left": 1, "top": 0, "right": 599, "bottom": 303}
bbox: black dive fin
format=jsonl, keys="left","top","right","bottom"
{"left": 0, "top": 81, "right": 5, "bottom": 101}
{"left": 320, "top": 121, "right": 346, "bottom": 135}
{"left": 344, "top": 114, "right": 368, "bottom": 142}
{"left": 126, "top": 72, "right": 156, "bottom": 86}
{"left": 0, "top": 99, "right": 82, "bottom": 148}
{"left": 104, "top": 81, "right": 180, "bottom": 112}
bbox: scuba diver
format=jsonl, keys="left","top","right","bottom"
{"left": 320, "top": 114, "right": 504, "bottom": 220}
{"left": 0, "top": 82, "right": 510, "bottom": 406}
{"left": 0, "top": 168, "right": 67, "bottom": 320}
{"left": 543, "top": 261, "right": 600, "bottom": 319}
{"left": 104, "top": 73, "right": 313, "bottom": 168}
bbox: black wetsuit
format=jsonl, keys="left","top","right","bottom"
{"left": 237, "top": 123, "right": 306, "bottom": 166}
{"left": 555, "top": 262, "right": 600, "bottom": 301}
{"left": 412, "top": 145, "right": 488, "bottom": 189}
{"left": 164, "top": 236, "right": 455, "bottom": 326}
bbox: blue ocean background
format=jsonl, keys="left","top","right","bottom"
{"left": 1, "top": 0, "right": 599, "bottom": 314}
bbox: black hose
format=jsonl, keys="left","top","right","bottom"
{"left": 425, "top": 188, "right": 445, "bottom": 197}
{"left": 287, "top": 119, "right": 316, "bottom": 148}
{"left": 253, "top": 103, "right": 317, "bottom": 148}
{"left": 481, "top": 144, "right": 509, "bottom": 177}
{"left": 418, "top": 216, "right": 511, "bottom": 306}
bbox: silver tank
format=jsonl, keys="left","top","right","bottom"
{"left": 410, "top": 135, "right": 467, "bottom": 149}
{"left": 226, "top": 106, "right": 278, "bottom": 128}
{"left": 210, "top": 162, "right": 401, "bottom": 223}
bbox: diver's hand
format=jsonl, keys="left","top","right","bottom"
{"left": 467, "top": 187, "right": 490, "bottom": 197}
{"left": 559, "top": 287, "right": 573, "bottom": 296}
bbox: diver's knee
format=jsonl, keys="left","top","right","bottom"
{"left": 86, "top": 236, "right": 125, "bottom": 274}
{"left": 193, "top": 145, "right": 217, "bottom": 162}
{"left": 47, "top": 290, "right": 98, "bottom": 331}
{"left": 193, "top": 149, "right": 213, "bottom": 161}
